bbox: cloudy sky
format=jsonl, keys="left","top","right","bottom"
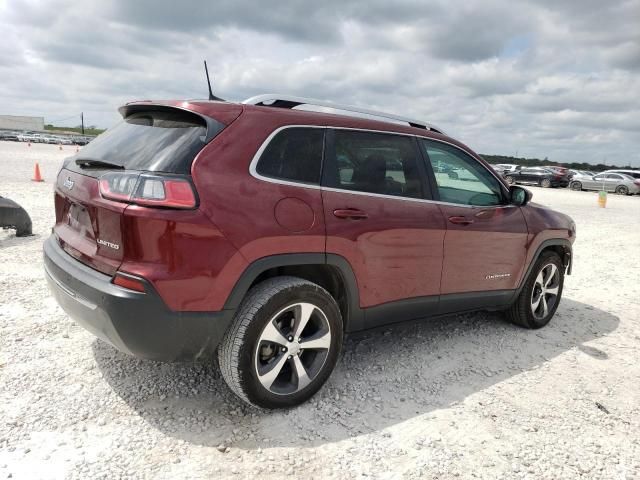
{"left": 1, "top": 0, "right": 639, "bottom": 165}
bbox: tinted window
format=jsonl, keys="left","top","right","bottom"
{"left": 422, "top": 140, "right": 504, "bottom": 206}
{"left": 73, "top": 109, "right": 217, "bottom": 174}
{"left": 256, "top": 128, "right": 324, "bottom": 184}
{"left": 325, "top": 130, "right": 424, "bottom": 199}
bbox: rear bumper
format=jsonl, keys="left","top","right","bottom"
{"left": 43, "top": 236, "right": 234, "bottom": 361}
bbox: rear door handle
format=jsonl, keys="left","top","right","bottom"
{"left": 333, "top": 208, "right": 368, "bottom": 220}
{"left": 448, "top": 216, "right": 474, "bottom": 225}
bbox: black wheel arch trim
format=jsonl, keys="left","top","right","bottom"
{"left": 516, "top": 239, "right": 572, "bottom": 296}
{"left": 222, "top": 253, "right": 364, "bottom": 332}
{"left": 223, "top": 240, "right": 572, "bottom": 334}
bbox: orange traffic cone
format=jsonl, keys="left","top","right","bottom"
{"left": 32, "top": 163, "right": 44, "bottom": 182}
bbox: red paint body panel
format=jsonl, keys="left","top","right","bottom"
{"left": 518, "top": 202, "right": 575, "bottom": 284}
{"left": 191, "top": 109, "right": 327, "bottom": 265}
{"left": 53, "top": 169, "right": 126, "bottom": 276}
{"left": 323, "top": 190, "right": 446, "bottom": 307}
{"left": 118, "top": 205, "right": 247, "bottom": 311}
{"left": 437, "top": 205, "right": 529, "bottom": 294}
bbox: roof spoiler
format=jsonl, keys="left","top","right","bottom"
{"left": 117, "top": 103, "right": 224, "bottom": 144}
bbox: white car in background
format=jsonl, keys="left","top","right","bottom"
{"left": 495, "top": 164, "right": 521, "bottom": 173}
{"left": 570, "top": 172, "right": 640, "bottom": 195}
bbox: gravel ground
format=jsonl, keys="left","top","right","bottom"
{"left": 1, "top": 141, "right": 639, "bottom": 479}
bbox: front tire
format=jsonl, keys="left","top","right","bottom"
{"left": 507, "top": 251, "right": 564, "bottom": 329}
{"left": 505, "top": 175, "right": 515, "bottom": 185}
{"left": 570, "top": 181, "right": 582, "bottom": 191}
{"left": 218, "top": 276, "right": 343, "bottom": 409}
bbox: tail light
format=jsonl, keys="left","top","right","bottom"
{"left": 634, "top": 180, "right": 640, "bottom": 186}
{"left": 99, "top": 172, "right": 197, "bottom": 209}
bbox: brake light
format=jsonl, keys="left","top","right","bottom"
{"left": 99, "top": 172, "right": 196, "bottom": 209}
{"left": 634, "top": 179, "right": 640, "bottom": 186}
{"left": 112, "top": 272, "right": 146, "bottom": 292}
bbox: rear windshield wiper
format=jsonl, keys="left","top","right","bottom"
{"left": 75, "top": 158, "right": 125, "bottom": 169}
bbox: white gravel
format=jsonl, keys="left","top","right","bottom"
{"left": 1, "top": 141, "right": 639, "bottom": 479}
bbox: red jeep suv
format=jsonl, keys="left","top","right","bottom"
{"left": 44, "top": 94, "right": 575, "bottom": 408}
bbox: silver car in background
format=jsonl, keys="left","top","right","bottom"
{"left": 570, "top": 172, "right": 640, "bottom": 195}
{"left": 604, "top": 169, "right": 640, "bottom": 180}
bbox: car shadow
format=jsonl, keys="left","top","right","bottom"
{"left": 92, "top": 297, "right": 618, "bottom": 449}
{"left": 0, "top": 231, "right": 40, "bottom": 249}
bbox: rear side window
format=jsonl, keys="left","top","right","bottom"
{"left": 325, "top": 130, "right": 424, "bottom": 199}
{"left": 72, "top": 109, "right": 219, "bottom": 174}
{"left": 256, "top": 128, "right": 325, "bottom": 184}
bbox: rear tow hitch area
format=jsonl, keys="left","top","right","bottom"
{"left": 0, "top": 195, "right": 33, "bottom": 237}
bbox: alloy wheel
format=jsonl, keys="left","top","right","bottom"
{"left": 530, "top": 263, "right": 560, "bottom": 320}
{"left": 254, "top": 302, "right": 332, "bottom": 395}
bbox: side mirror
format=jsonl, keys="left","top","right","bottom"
{"left": 509, "top": 185, "right": 532, "bottom": 206}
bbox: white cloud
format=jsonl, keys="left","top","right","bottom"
{"left": 0, "top": 0, "right": 638, "bottom": 166}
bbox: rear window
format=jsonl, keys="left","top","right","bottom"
{"left": 255, "top": 127, "right": 324, "bottom": 184}
{"left": 72, "top": 109, "right": 221, "bottom": 174}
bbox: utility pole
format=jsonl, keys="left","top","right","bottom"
{"left": 81, "top": 112, "right": 85, "bottom": 135}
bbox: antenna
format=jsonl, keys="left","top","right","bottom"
{"left": 204, "top": 60, "right": 224, "bottom": 101}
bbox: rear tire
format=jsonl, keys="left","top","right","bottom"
{"left": 570, "top": 181, "right": 582, "bottom": 191}
{"left": 505, "top": 175, "right": 515, "bottom": 185}
{"left": 218, "top": 276, "right": 343, "bottom": 409}
{"left": 615, "top": 185, "right": 629, "bottom": 195}
{"left": 541, "top": 178, "right": 552, "bottom": 188}
{"left": 507, "top": 251, "right": 564, "bottom": 329}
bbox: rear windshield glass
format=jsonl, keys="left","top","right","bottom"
{"left": 73, "top": 109, "right": 216, "bottom": 174}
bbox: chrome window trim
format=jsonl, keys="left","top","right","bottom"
{"left": 248, "top": 125, "right": 512, "bottom": 209}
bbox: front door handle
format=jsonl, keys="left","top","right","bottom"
{"left": 448, "top": 216, "right": 474, "bottom": 225}
{"left": 333, "top": 208, "right": 368, "bottom": 220}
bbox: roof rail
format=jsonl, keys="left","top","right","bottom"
{"left": 242, "top": 94, "right": 446, "bottom": 135}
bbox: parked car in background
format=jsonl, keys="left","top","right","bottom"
{"left": 496, "top": 164, "right": 521, "bottom": 173}
{"left": 568, "top": 169, "right": 597, "bottom": 179}
{"left": 570, "top": 173, "right": 640, "bottom": 195}
{"left": 505, "top": 167, "right": 570, "bottom": 188}
{"left": 603, "top": 169, "right": 640, "bottom": 180}
{"left": 492, "top": 164, "right": 521, "bottom": 176}
{"left": 0, "top": 131, "right": 20, "bottom": 142}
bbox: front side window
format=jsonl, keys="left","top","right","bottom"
{"left": 256, "top": 127, "right": 324, "bottom": 184}
{"left": 421, "top": 140, "right": 504, "bottom": 206}
{"left": 325, "top": 130, "right": 424, "bottom": 199}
